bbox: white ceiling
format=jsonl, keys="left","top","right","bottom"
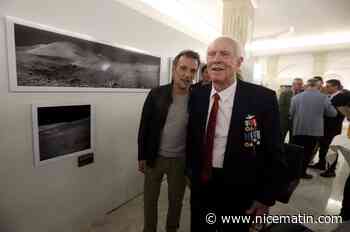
{"left": 175, "top": 0, "right": 222, "bottom": 32}
{"left": 176, "top": 0, "right": 350, "bottom": 40}
{"left": 114, "top": 0, "right": 222, "bottom": 43}
{"left": 254, "top": 0, "right": 350, "bottom": 39}
{"left": 116, "top": 0, "right": 350, "bottom": 54}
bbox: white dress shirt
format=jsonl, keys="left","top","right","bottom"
{"left": 207, "top": 81, "right": 237, "bottom": 168}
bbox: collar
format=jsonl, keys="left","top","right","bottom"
{"left": 330, "top": 90, "right": 341, "bottom": 98}
{"left": 293, "top": 89, "right": 303, "bottom": 95}
{"left": 210, "top": 80, "right": 237, "bottom": 103}
{"left": 305, "top": 89, "right": 319, "bottom": 92}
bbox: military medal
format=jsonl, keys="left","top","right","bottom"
{"left": 244, "top": 114, "right": 261, "bottom": 147}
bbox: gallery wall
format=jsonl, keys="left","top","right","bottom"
{"left": 256, "top": 49, "right": 350, "bottom": 91}
{"left": 0, "top": 0, "right": 207, "bottom": 231}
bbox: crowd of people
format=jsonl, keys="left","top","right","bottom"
{"left": 280, "top": 77, "right": 349, "bottom": 179}
{"left": 279, "top": 75, "right": 350, "bottom": 223}
{"left": 137, "top": 36, "right": 350, "bottom": 232}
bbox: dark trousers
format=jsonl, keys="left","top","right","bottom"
{"left": 328, "top": 152, "right": 339, "bottom": 172}
{"left": 341, "top": 174, "right": 350, "bottom": 221}
{"left": 143, "top": 157, "right": 186, "bottom": 232}
{"left": 318, "top": 134, "right": 338, "bottom": 171}
{"left": 281, "top": 120, "right": 293, "bottom": 144}
{"left": 191, "top": 168, "right": 252, "bottom": 232}
{"left": 293, "top": 135, "right": 319, "bottom": 175}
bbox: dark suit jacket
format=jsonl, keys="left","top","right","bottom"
{"left": 187, "top": 79, "right": 286, "bottom": 206}
{"left": 278, "top": 89, "right": 294, "bottom": 134}
{"left": 324, "top": 92, "right": 348, "bottom": 136}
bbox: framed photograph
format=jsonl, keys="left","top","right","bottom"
{"left": 6, "top": 16, "right": 161, "bottom": 92}
{"left": 32, "top": 104, "right": 94, "bottom": 166}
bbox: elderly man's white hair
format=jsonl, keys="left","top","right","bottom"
{"left": 306, "top": 78, "right": 320, "bottom": 87}
{"left": 208, "top": 36, "right": 244, "bottom": 58}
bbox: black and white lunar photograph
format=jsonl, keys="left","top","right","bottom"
{"left": 33, "top": 104, "right": 93, "bottom": 163}
{"left": 12, "top": 23, "right": 160, "bottom": 90}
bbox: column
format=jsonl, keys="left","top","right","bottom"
{"left": 222, "top": 0, "right": 254, "bottom": 46}
{"left": 264, "top": 55, "right": 280, "bottom": 90}
{"left": 222, "top": 0, "right": 254, "bottom": 81}
{"left": 312, "top": 52, "right": 327, "bottom": 77}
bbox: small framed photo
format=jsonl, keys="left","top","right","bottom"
{"left": 32, "top": 104, "right": 94, "bottom": 166}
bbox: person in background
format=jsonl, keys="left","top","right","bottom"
{"left": 310, "top": 79, "right": 345, "bottom": 177}
{"left": 290, "top": 78, "right": 337, "bottom": 179}
{"left": 332, "top": 93, "right": 350, "bottom": 228}
{"left": 340, "top": 157, "right": 350, "bottom": 222}
{"left": 339, "top": 130, "right": 350, "bottom": 222}
{"left": 138, "top": 50, "right": 200, "bottom": 232}
{"left": 200, "top": 64, "right": 211, "bottom": 84}
{"left": 192, "top": 64, "right": 211, "bottom": 88}
{"left": 310, "top": 76, "right": 328, "bottom": 162}
{"left": 333, "top": 91, "right": 350, "bottom": 222}
{"left": 279, "top": 78, "right": 304, "bottom": 143}
{"left": 314, "top": 76, "right": 327, "bottom": 94}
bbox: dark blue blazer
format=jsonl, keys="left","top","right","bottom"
{"left": 186, "top": 79, "right": 286, "bottom": 206}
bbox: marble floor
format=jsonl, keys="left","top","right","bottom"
{"left": 89, "top": 131, "right": 350, "bottom": 232}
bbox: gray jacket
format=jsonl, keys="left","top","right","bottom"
{"left": 290, "top": 89, "right": 337, "bottom": 136}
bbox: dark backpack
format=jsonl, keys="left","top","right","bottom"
{"left": 276, "top": 143, "right": 304, "bottom": 204}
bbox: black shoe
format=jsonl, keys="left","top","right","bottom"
{"left": 309, "top": 162, "right": 326, "bottom": 170}
{"left": 320, "top": 169, "right": 336, "bottom": 178}
{"left": 301, "top": 173, "right": 313, "bottom": 179}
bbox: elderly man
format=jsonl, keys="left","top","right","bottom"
{"left": 313, "top": 76, "right": 328, "bottom": 94}
{"left": 186, "top": 37, "right": 285, "bottom": 231}
{"left": 138, "top": 50, "right": 200, "bottom": 232}
{"left": 290, "top": 78, "right": 337, "bottom": 179}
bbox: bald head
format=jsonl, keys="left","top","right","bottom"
{"left": 208, "top": 36, "right": 243, "bottom": 58}
{"left": 206, "top": 37, "right": 243, "bottom": 91}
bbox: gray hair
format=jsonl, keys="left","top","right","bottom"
{"left": 209, "top": 36, "right": 244, "bottom": 58}
{"left": 306, "top": 78, "right": 320, "bottom": 87}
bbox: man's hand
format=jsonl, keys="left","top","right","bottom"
{"left": 245, "top": 201, "right": 269, "bottom": 216}
{"left": 138, "top": 160, "right": 146, "bottom": 173}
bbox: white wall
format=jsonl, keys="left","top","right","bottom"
{"left": 0, "top": 0, "right": 207, "bottom": 231}
{"left": 324, "top": 50, "right": 350, "bottom": 89}
{"left": 257, "top": 49, "right": 350, "bottom": 91}
{"left": 277, "top": 53, "right": 314, "bottom": 85}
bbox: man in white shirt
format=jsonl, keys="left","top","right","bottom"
{"left": 186, "top": 37, "right": 285, "bottom": 231}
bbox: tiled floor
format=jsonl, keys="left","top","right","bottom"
{"left": 89, "top": 131, "right": 350, "bottom": 232}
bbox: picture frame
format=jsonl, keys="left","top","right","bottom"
{"left": 32, "top": 103, "right": 95, "bottom": 166}
{"left": 6, "top": 16, "right": 161, "bottom": 92}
